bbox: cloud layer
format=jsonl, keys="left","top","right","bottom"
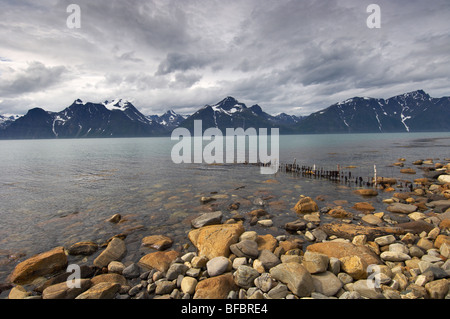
{"left": 1, "top": 0, "right": 449, "bottom": 116}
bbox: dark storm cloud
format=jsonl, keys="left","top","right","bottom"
{"left": 0, "top": 0, "right": 449, "bottom": 116}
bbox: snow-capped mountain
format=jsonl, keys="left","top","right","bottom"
{"left": 295, "top": 90, "right": 450, "bottom": 133}
{"left": 0, "top": 99, "right": 166, "bottom": 139}
{"left": 147, "top": 110, "right": 187, "bottom": 129}
{"left": 179, "top": 96, "right": 300, "bottom": 133}
{"left": 0, "top": 114, "right": 21, "bottom": 129}
{"left": 0, "top": 90, "right": 448, "bottom": 139}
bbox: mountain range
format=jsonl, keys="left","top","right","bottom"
{"left": 0, "top": 90, "right": 448, "bottom": 139}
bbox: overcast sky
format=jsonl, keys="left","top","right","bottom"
{"left": 1, "top": 0, "right": 449, "bottom": 116}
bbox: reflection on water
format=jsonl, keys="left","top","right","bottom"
{"left": 0, "top": 132, "right": 449, "bottom": 282}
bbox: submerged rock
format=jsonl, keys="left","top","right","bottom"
{"left": 9, "top": 246, "right": 68, "bottom": 285}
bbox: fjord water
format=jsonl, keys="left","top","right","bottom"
{"left": 0, "top": 132, "right": 449, "bottom": 282}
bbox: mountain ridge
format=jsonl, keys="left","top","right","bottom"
{"left": 0, "top": 89, "right": 448, "bottom": 139}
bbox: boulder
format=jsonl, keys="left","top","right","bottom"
{"left": 9, "top": 246, "right": 68, "bottom": 285}
{"left": 307, "top": 242, "right": 381, "bottom": 267}
{"left": 293, "top": 197, "right": 319, "bottom": 214}
{"left": 138, "top": 250, "right": 179, "bottom": 273}
{"left": 193, "top": 273, "right": 237, "bottom": 299}
{"left": 93, "top": 238, "right": 126, "bottom": 268}
{"left": 188, "top": 223, "right": 245, "bottom": 259}
{"left": 270, "top": 263, "right": 314, "bottom": 297}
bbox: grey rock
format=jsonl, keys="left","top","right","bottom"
{"left": 122, "top": 263, "right": 141, "bottom": 279}
{"left": 374, "top": 235, "right": 396, "bottom": 246}
{"left": 230, "top": 240, "right": 259, "bottom": 259}
{"left": 191, "top": 211, "right": 223, "bottom": 228}
{"left": 352, "top": 279, "right": 385, "bottom": 299}
{"left": 270, "top": 263, "right": 314, "bottom": 297}
{"left": 206, "top": 256, "right": 230, "bottom": 277}
{"left": 258, "top": 249, "right": 281, "bottom": 271}
{"left": 155, "top": 280, "right": 176, "bottom": 295}
{"left": 312, "top": 271, "right": 342, "bottom": 297}
{"left": 166, "top": 264, "right": 188, "bottom": 281}
{"left": 234, "top": 265, "right": 260, "bottom": 289}
{"left": 254, "top": 273, "right": 277, "bottom": 293}
{"left": 267, "top": 283, "right": 289, "bottom": 299}
{"left": 387, "top": 203, "right": 417, "bottom": 214}
{"left": 302, "top": 251, "right": 329, "bottom": 274}
{"left": 380, "top": 251, "right": 411, "bottom": 262}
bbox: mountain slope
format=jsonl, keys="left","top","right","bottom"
{"left": 0, "top": 99, "right": 166, "bottom": 139}
{"left": 295, "top": 90, "right": 450, "bottom": 133}
{"left": 178, "top": 96, "right": 299, "bottom": 133}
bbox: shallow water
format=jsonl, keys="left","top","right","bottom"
{"left": 0, "top": 132, "right": 449, "bottom": 283}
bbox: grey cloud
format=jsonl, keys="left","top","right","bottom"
{"left": 155, "top": 52, "right": 213, "bottom": 75}
{"left": 0, "top": 61, "right": 67, "bottom": 97}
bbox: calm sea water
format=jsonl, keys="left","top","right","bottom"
{"left": 1, "top": 132, "right": 449, "bottom": 283}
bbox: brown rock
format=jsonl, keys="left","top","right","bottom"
{"left": 354, "top": 189, "right": 378, "bottom": 196}
{"left": 293, "top": 197, "right": 319, "bottom": 214}
{"left": 75, "top": 282, "right": 120, "bottom": 299}
{"left": 434, "top": 234, "right": 450, "bottom": 249}
{"left": 193, "top": 273, "right": 237, "bottom": 299}
{"left": 138, "top": 250, "right": 179, "bottom": 273}
{"left": 67, "top": 241, "right": 98, "bottom": 256}
{"left": 328, "top": 208, "right": 353, "bottom": 218}
{"left": 9, "top": 246, "right": 68, "bottom": 285}
{"left": 188, "top": 223, "right": 245, "bottom": 259}
{"left": 307, "top": 241, "right": 381, "bottom": 266}
{"left": 352, "top": 202, "right": 375, "bottom": 212}
{"left": 8, "top": 285, "right": 30, "bottom": 299}
{"left": 93, "top": 238, "right": 126, "bottom": 268}
{"left": 90, "top": 273, "right": 127, "bottom": 286}
{"left": 107, "top": 214, "right": 122, "bottom": 223}
{"left": 247, "top": 209, "right": 267, "bottom": 218}
{"left": 397, "top": 220, "right": 435, "bottom": 234}
{"left": 42, "top": 279, "right": 91, "bottom": 299}
{"left": 400, "top": 168, "right": 416, "bottom": 174}
{"left": 439, "top": 219, "right": 450, "bottom": 229}
{"left": 340, "top": 255, "right": 369, "bottom": 280}
{"left": 318, "top": 223, "right": 405, "bottom": 241}
{"left": 141, "top": 235, "right": 173, "bottom": 251}
{"left": 256, "top": 234, "right": 278, "bottom": 252}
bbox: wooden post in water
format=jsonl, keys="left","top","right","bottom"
{"left": 374, "top": 165, "right": 377, "bottom": 188}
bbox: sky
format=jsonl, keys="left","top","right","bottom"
{"left": 1, "top": 0, "right": 450, "bottom": 116}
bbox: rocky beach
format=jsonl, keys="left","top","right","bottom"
{"left": 2, "top": 158, "right": 450, "bottom": 300}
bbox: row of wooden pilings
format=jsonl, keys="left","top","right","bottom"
{"left": 252, "top": 159, "right": 415, "bottom": 191}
